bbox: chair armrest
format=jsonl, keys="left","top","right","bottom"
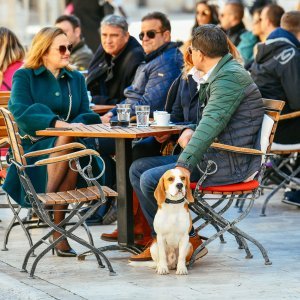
{"left": 279, "top": 111, "right": 300, "bottom": 121}
{"left": 0, "top": 138, "right": 9, "bottom": 147}
{"left": 210, "top": 142, "right": 264, "bottom": 155}
{"left": 33, "top": 149, "right": 100, "bottom": 166}
{"left": 23, "top": 142, "right": 86, "bottom": 158}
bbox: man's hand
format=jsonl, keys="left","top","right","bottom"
{"left": 101, "top": 112, "right": 113, "bottom": 123}
{"left": 155, "top": 134, "right": 171, "bottom": 143}
{"left": 177, "top": 129, "right": 194, "bottom": 149}
{"left": 175, "top": 166, "right": 191, "bottom": 178}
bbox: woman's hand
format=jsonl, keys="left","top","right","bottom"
{"left": 101, "top": 112, "right": 113, "bottom": 123}
{"left": 155, "top": 134, "right": 171, "bottom": 143}
{"left": 54, "top": 120, "right": 84, "bottom": 128}
{"left": 178, "top": 129, "right": 194, "bottom": 149}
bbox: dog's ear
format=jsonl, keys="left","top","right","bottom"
{"left": 154, "top": 175, "right": 166, "bottom": 207}
{"left": 185, "top": 176, "right": 194, "bottom": 203}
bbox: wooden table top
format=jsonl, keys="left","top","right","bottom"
{"left": 91, "top": 105, "right": 115, "bottom": 114}
{"left": 36, "top": 123, "right": 184, "bottom": 139}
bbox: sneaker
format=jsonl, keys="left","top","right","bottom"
{"left": 282, "top": 190, "right": 300, "bottom": 207}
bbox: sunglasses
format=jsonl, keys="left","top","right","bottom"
{"left": 55, "top": 44, "right": 73, "bottom": 55}
{"left": 138, "top": 30, "right": 164, "bottom": 41}
{"left": 197, "top": 10, "right": 211, "bottom": 17}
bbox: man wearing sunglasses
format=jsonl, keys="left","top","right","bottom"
{"left": 55, "top": 14, "right": 93, "bottom": 71}
{"left": 86, "top": 15, "right": 144, "bottom": 107}
{"left": 100, "top": 11, "right": 183, "bottom": 123}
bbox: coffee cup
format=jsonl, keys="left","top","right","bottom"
{"left": 153, "top": 111, "right": 168, "bottom": 123}
{"left": 155, "top": 113, "right": 170, "bottom": 126}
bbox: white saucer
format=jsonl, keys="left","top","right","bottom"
{"left": 150, "top": 123, "right": 175, "bottom": 128}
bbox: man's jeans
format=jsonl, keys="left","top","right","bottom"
{"left": 129, "top": 155, "right": 201, "bottom": 236}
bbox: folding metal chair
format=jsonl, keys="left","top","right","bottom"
{"left": 0, "top": 107, "right": 118, "bottom": 277}
{"left": 260, "top": 110, "right": 300, "bottom": 216}
{"left": 188, "top": 99, "right": 284, "bottom": 268}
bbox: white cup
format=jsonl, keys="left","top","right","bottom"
{"left": 153, "top": 111, "right": 168, "bottom": 123}
{"left": 155, "top": 113, "right": 170, "bottom": 126}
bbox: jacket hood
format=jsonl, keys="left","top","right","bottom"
{"left": 268, "top": 28, "right": 300, "bottom": 48}
{"left": 255, "top": 37, "right": 298, "bottom": 64}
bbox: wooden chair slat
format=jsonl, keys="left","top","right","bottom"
{"left": 67, "top": 189, "right": 89, "bottom": 201}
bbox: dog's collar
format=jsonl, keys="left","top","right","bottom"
{"left": 165, "top": 198, "right": 186, "bottom": 204}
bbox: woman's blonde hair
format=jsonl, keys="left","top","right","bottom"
{"left": 182, "top": 35, "right": 243, "bottom": 78}
{"left": 25, "top": 27, "right": 71, "bottom": 70}
{"left": 0, "top": 27, "right": 25, "bottom": 86}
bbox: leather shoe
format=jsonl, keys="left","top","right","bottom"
{"left": 101, "top": 228, "right": 143, "bottom": 242}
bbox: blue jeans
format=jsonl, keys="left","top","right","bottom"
{"left": 129, "top": 155, "right": 201, "bottom": 236}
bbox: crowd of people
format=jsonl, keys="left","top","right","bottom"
{"left": 0, "top": 0, "right": 299, "bottom": 261}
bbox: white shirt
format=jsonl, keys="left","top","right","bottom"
{"left": 188, "top": 65, "right": 217, "bottom": 91}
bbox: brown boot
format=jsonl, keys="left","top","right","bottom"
{"left": 129, "top": 239, "right": 154, "bottom": 261}
{"left": 101, "top": 192, "right": 152, "bottom": 243}
{"left": 186, "top": 235, "right": 208, "bottom": 263}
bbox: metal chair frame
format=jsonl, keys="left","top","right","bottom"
{"left": 0, "top": 107, "right": 117, "bottom": 277}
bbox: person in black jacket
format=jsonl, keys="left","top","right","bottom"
{"left": 251, "top": 11, "right": 300, "bottom": 145}
{"left": 86, "top": 15, "right": 144, "bottom": 106}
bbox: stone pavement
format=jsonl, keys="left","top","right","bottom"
{"left": 0, "top": 189, "right": 300, "bottom": 300}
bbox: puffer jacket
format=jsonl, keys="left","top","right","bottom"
{"left": 176, "top": 54, "right": 264, "bottom": 187}
{"left": 117, "top": 42, "right": 183, "bottom": 115}
{"left": 70, "top": 39, "right": 93, "bottom": 71}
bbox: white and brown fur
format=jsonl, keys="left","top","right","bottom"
{"left": 150, "top": 169, "right": 194, "bottom": 275}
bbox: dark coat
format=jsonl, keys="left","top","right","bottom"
{"left": 86, "top": 36, "right": 144, "bottom": 105}
{"left": 250, "top": 28, "right": 300, "bottom": 144}
{"left": 225, "top": 22, "right": 247, "bottom": 47}
{"left": 118, "top": 42, "right": 183, "bottom": 115}
{"left": 177, "top": 54, "right": 264, "bottom": 187}
{"left": 3, "top": 66, "right": 102, "bottom": 207}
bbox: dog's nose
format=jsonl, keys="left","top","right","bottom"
{"left": 176, "top": 183, "right": 183, "bottom": 190}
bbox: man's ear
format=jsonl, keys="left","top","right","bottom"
{"left": 154, "top": 176, "right": 166, "bottom": 207}
{"left": 74, "top": 27, "right": 81, "bottom": 39}
{"left": 163, "top": 30, "right": 171, "bottom": 42}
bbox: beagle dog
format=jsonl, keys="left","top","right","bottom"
{"left": 150, "top": 168, "right": 194, "bottom": 275}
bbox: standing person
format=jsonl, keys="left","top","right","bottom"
{"left": 3, "top": 27, "right": 102, "bottom": 256}
{"left": 128, "top": 24, "right": 264, "bottom": 262}
{"left": 0, "top": 27, "right": 25, "bottom": 91}
{"left": 86, "top": 15, "right": 144, "bottom": 105}
{"left": 100, "top": 12, "right": 183, "bottom": 123}
{"left": 55, "top": 14, "right": 93, "bottom": 71}
{"left": 72, "top": 0, "right": 107, "bottom": 53}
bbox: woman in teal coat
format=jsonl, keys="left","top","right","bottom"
{"left": 3, "top": 27, "right": 102, "bottom": 256}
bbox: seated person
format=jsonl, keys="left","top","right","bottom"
{"left": 101, "top": 11, "right": 183, "bottom": 123}
{"left": 128, "top": 25, "right": 264, "bottom": 262}
{"left": 3, "top": 27, "right": 102, "bottom": 256}
{"left": 55, "top": 14, "right": 93, "bottom": 71}
{"left": 86, "top": 15, "right": 144, "bottom": 105}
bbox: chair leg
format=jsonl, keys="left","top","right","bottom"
{"left": 2, "top": 195, "right": 35, "bottom": 255}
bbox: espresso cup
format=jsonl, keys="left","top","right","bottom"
{"left": 153, "top": 111, "right": 168, "bottom": 123}
{"left": 155, "top": 113, "right": 170, "bottom": 126}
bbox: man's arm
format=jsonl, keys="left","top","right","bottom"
{"left": 176, "top": 75, "right": 244, "bottom": 172}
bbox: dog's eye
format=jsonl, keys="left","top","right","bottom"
{"left": 168, "top": 177, "right": 174, "bottom": 182}
{"left": 180, "top": 176, "right": 186, "bottom": 181}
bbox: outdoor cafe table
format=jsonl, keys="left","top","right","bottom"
{"left": 36, "top": 123, "right": 184, "bottom": 253}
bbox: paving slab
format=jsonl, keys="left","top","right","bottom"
{"left": 1, "top": 190, "right": 300, "bottom": 300}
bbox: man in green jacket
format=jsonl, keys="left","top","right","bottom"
{"left": 129, "top": 24, "right": 264, "bottom": 262}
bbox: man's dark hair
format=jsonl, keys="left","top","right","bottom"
{"left": 227, "top": 3, "right": 244, "bottom": 21}
{"left": 55, "top": 14, "right": 81, "bottom": 29}
{"left": 141, "top": 12, "right": 171, "bottom": 32}
{"left": 192, "top": 24, "right": 229, "bottom": 58}
{"left": 265, "top": 4, "right": 285, "bottom": 27}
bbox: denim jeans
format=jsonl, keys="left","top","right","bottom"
{"left": 129, "top": 155, "right": 201, "bottom": 236}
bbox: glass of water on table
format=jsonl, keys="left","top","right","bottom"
{"left": 135, "top": 105, "right": 150, "bottom": 127}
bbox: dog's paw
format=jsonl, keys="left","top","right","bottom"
{"left": 176, "top": 264, "right": 188, "bottom": 275}
{"left": 156, "top": 264, "right": 169, "bottom": 275}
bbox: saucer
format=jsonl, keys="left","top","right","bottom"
{"left": 150, "top": 123, "right": 175, "bottom": 129}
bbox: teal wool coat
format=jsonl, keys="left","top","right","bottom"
{"left": 3, "top": 66, "right": 102, "bottom": 207}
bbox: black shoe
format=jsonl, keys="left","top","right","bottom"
{"left": 102, "top": 203, "right": 117, "bottom": 225}
{"left": 49, "top": 236, "right": 77, "bottom": 257}
{"left": 282, "top": 190, "right": 300, "bottom": 207}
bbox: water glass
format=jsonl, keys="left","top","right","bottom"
{"left": 135, "top": 105, "right": 150, "bottom": 127}
{"left": 116, "top": 104, "right": 131, "bottom": 127}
